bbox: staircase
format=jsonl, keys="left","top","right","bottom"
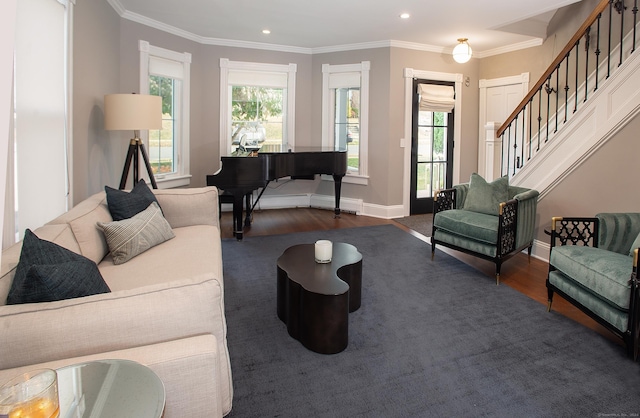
{"left": 498, "top": 0, "right": 640, "bottom": 197}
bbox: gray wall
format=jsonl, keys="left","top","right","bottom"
{"left": 73, "top": 0, "right": 637, "bottom": 238}
{"left": 73, "top": 0, "right": 121, "bottom": 201}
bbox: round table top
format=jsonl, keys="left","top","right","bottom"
{"left": 56, "top": 359, "right": 165, "bottom": 418}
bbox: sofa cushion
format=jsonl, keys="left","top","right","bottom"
{"left": 550, "top": 245, "right": 632, "bottom": 310}
{"left": 105, "top": 180, "right": 161, "bottom": 221}
{"left": 98, "top": 202, "right": 175, "bottom": 265}
{"left": 463, "top": 173, "right": 508, "bottom": 216}
{"left": 6, "top": 229, "right": 110, "bottom": 305}
{"left": 434, "top": 209, "right": 498, "bottom": 245}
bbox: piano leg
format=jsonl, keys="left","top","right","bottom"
{"left": 333, "top": 174, "right": 344, "bottom": 218}
{"left": 244, "top": 193, "right": 252, "bottom": 227}
{"left": 232, "top": 193, "right": 245, "bottom": 240}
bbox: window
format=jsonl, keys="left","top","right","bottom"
{"left": 5, "top": 0, "right": 72, "bottom": 246}
{"left": 139, "top": 40, "right": 191, "bottom": 188}
{"left": 231, "top": 86, "right": 283, "bottom": 154}
{"left": 322, "top": 61, "right": 370, "bottom": 184}
{"left": 219, "top": 59, "right": 296, "bottom": 157}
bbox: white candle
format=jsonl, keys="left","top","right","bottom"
{"left": 314, "top": 240, "right": 332, "bottom": 263}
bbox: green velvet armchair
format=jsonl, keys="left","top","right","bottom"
{"left": 547, "top": 213, "right": 640, "bottom": 360}
{"left": 430, "top": 174, "right": 539, "bottom": 285}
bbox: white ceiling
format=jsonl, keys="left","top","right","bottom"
{"left": 109, "top": 0, "right": 582, "bottom": 55}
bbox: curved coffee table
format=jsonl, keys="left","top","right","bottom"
{"left": 276, "top": 242, "right": 362, "bottom": 354}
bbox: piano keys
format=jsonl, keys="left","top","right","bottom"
{"left": 207, "top": 146, "right": 347, "bottom": 240}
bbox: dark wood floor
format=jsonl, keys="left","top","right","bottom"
{"left": 220, "top": 207, "right": 619, "bottom": 346}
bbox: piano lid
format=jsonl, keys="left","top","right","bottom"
{"left": 257, "top": 143, "right": 346, "bottom": 154}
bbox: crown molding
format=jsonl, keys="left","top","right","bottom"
{"left": 475, "top": 38, "right": 544, "bottom": 58}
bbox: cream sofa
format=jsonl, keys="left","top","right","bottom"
{"left": 0, "top": 186, "right": 233, "bottom": 417}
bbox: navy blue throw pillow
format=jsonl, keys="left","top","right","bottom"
{"left": 105, "top": 179, "right": 161, "bottom": 221}
{"left": 6, "top": 229, "right": 111, "bottom": 305}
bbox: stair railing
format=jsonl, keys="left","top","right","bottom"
{"left": 496, "top": 0, "right": 638, "bottom": 177}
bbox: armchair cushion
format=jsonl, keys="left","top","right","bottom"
{"left": 433, "top": 209, "right": 498, "bottom": 245}
{"left": 463, "top": 173, "right": 508, "bottom": 216}
{"left": 550, "top": 245, "right": 632, "bottom": 310}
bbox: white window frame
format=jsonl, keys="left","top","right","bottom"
{"left": 322, "top": 61, "right": 370, "bottom": 185}
{"left": 139, "top": 40, "right": 192, "bottom": 189}
{"left": 219, "top": 58, "right": 297, "bottom": 159}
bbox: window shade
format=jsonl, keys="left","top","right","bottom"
{"left": 228, "top": 70, "right": 288, "bottom": 88}
{"left": 419, "top": 84, "right": 455, "bottom": 113}
{"left": 329, "top": 72, "right": 360, "bottom": 89}
{"left": 149, "top": 56, "right": 184, "bottom": 79}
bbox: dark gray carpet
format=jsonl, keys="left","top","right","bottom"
{"left": 221, "top": 224, "right": 640, "bottom": 417}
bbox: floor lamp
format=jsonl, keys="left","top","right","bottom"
{"left": 104, "top": 93, "right": 162, "bottom": 190}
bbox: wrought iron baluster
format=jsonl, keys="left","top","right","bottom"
{"left": 500, "top": 132, "right": 505, "bottom": 176}
{"left": 524, "top": 102, "right": 530, "bottom": 161}
{"left": 565, "top": 53, "right": 570, "bottom": 123}
{"left": 634, "top": 0, "right": 638, "bottom": 52}
{"left": 545, "top": 76, "right": 551, "bottom": 143}
{"left": 530, "top": 97, "right": 535, "bottom": 152}
{"left": 555, "top": 66, "right": 559, "bottom": 133}
{"left": 608, "top": 0, "right": 613, "bottom": 78}
{"left": 585, "top": 26, "right": 590, "bottom": 102}
{"left": 619, "top": 0, "right": 625, "bottom": 66}
{"left": 537, "top": 87, "right": 542, "bottom": 150}
{"left": 511, "top": 125, "right": 517, "bottom": 175}
{"left": 575, "top": 39, "right": 580, "bottom": 113}
{"left": 595, "top": 13, "right": 602, "bottom": 90}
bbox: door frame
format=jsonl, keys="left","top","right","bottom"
{"left": 402, "top": 68, "right": 463, "bottom": 217}
{"left": 410, "top": 78, "right": 455, "bottom": 214}
{"left": 478, "top": 73, "right": 529, "bottom": 177}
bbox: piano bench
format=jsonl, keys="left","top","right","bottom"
{"left": 218, "top": 191, "right": 235, "bottom": 218}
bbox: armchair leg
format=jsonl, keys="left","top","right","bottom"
{"left": 495, "top": 262, "right": 502, "bottom": 285}
{"left": 527, "top": 244, "right": 533, "bottom": 264}
{"left": 547, "top": 288, "right": 554, "bottom": 312}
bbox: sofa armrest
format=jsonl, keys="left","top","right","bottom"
{"left": 0, "top": 275, "right": 226, "bottom": 371}
{"left": 512, "top": 188, "right": 539, "bottom": 250}
{"left": 153, "top": 187, "right": 219, "bottom": 229}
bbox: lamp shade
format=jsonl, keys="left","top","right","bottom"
{"left": 104, "top": 94, "right": 162, "bottom": 131}
{"left": 452, "top": 38, "right": 472, "bottom": 64}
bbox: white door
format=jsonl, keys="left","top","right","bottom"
{"left": 478, "top": 74, "right": 529, "bottom": 176}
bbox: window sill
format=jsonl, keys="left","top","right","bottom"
{"left": 320, "top": 173, "right": 369, "bottom": 186}
{"left": 155, "top": 174, "right": 192, "bottom": 189}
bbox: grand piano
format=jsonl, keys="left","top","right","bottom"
{"left": 207, "top": 144, "right": 347, "bottom": 240}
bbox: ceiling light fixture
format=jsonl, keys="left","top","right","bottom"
{"left": 452, "top": 38, "right": 472, "bottom": 63}
{"left": 262, "top": 29, "right": 271, "bottom": 34}
{"left": 399, "top": 13, "right": 410, "bottom": 19}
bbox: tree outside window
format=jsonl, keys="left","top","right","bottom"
{"left": 149, "top": 75, "right": 177, "bottom": 174}
{"left": 231, "top": 86, "right": 284, "bottom": 154}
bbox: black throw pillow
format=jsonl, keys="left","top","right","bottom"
{"left": 105, "top": 179, "right": 161, "bottom": 221}
{"left": 6, "top": 229, "right": 111, "bottom": 305}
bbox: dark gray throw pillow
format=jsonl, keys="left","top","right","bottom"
{"left": 105, "top": 179, "right": 161, "bottom": 221}
{"left": 6, "top": 229, "right": 111, "bottom": 305}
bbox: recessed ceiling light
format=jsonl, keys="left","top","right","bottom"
{"left": 262, "top": 29, "right": 271, "bottom": 34}
{"left": 400, "top": 13, "right": 410, "bottom": 19}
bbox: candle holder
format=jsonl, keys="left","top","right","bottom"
{"left": 314, "top": 240, "right": 333, "bottom": 263}
{"left": 0, "top": 369, "right": 59, "bottom": 418}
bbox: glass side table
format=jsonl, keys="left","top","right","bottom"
{"left": 57, "top": 359, "right": 165, "bottom": 418}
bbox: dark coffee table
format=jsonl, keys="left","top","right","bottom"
{"left": 276, "top": 242, "right": 362, "bottom": 354}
